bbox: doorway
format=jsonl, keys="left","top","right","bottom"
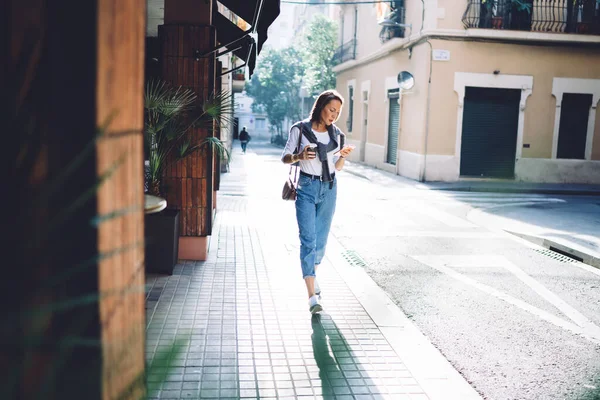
{"left": 460, "top": 87, "right": 520, "bottom": 178}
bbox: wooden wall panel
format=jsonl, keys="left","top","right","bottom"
{"left": 96, "top": 0, "right": 146, "bottom": 399}
{"left": 159, "top": 24, "right": 215, "bottom": 237}
{"left": 214, "top": 60, "right": 222, "bottom": 193}
{"left": 6, "top": 0, "right": 146, "bottom": 399}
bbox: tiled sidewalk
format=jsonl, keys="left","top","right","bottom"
{"left": 144, "top": 145, "right": 480, "bottom": 400}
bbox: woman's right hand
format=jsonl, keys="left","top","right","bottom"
{"left": 298, "top": 145, "right": 317, "bottom": 161}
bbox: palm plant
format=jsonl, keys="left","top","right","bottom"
{"left": 144, "top": 81, "right": 233, "bottom": 197}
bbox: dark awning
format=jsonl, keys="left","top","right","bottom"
{"left": 213, "top": 12, "right": 256, "bottom": 76}
{"left": 218, "top": 0, "right": 281, "bottom": 57}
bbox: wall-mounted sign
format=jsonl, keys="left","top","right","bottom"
{"left": 432, "top": 49, "right": 450, "bottom": 61}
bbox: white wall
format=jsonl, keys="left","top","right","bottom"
{"left": 265, "top": 3, "right": 296, "bottom": 50}
{"left": 218, "top": 54, "right": 234, "bottom": 151}
{"left": 234, "top": 92, "right": 270, "bottom": 139}
{"left": 339, "top": 5, "right": 357, "bottom": 45}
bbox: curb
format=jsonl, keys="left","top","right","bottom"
{"left": 467, "top": 206, "right": 600, "bottom": 270}
{"left": 462, "top": 210, "right": 600, "bottom": 280}
{"left": 325, "top": 235, "right": 484, "bottom": 400}
{"left": 506, "top": 231, "right": 600, "bottom": 270}
{"left": 423, "top": 186, "right": 600, "bottom": 196}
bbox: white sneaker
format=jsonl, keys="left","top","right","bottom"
{"left": 308, "top": 295, "right": 322, "bottom": 314}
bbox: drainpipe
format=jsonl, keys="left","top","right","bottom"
{"left": 353, "top": 6, "right": 358, "bottom": 58}
{"left": 419, "top": 0, "right": 432, "bottom": 182}
{"left": 341, "top": 12, "right": 345, "bottom": 47}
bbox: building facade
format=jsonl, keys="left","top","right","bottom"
{"left": 333, "top": 0, "right": 600, "bottom": 183}
{"left": 266, "top": 2, "right": 297, "bottom": 50}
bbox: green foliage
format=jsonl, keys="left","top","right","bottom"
{"left": 246, "top": 47, "right": 305, "bottom": 135}
{"left": 201, "top": 136, "right": 232, "bottom": 163}
{"left": 482, "top": 0, "right": 532, "bottom": 13}
{"left": 5, "top": 31, "right": 191, "bottom": 400}
{"left": 194, "top": 90, "right": 236, "bottom": 133}
{"left": 144, "top": 81, "right": 196, "bottom": 195}
{"left": 246, "top": 15, "right": 338, "bottom": 136}
{"left": 483, "top": 0, "right": 600, "bottom": 14}
{"left": 298, "top": 14, "right": 338, "bottom": 97}
{"left": 144, "top": 81, "right": 232, "bottom": 196}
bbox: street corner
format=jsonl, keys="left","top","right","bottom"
{"left": 466, "top": 198, "right": 600, "bottom": 269}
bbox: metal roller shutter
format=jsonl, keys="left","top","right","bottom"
{"left": 386, "top": 91, "right": 400, "bottom": 165}
{"left": 460, "top": 87, "right": 520, "bottom": 178}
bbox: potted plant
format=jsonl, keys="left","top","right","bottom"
{"left": 511, "top": 0, "right": 533, "bottom": 13}
{"left": 573, "top": 0, "right": 600, "bottom": 34}
{"left": 480, "top": 0, "right": 504, "bottom": 29}
{"left": 143, "top": 81, "right": 232, "bottom": 274}
{"left": 233, "top": 71, "right": 246, "bottom": 81}
{"left": 509, "top": 0, "right": 534, "bottom": 30}
{"left": 481, "top": 0, "right": 532, "bottom": 29}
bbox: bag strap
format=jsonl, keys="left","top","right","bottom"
{"left": 289, "top": 125, "right": 304, "bottom": 183}
{"left": 294, "top": 123, "right": 304, "bottom": 153}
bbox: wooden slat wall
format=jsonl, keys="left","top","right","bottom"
{"left": 214, "top": 60, "right": 222, "bottom": 193}
{"left": 159, "top": 24, "right": 215, "bottom": 237}
{"left": 6, "top": 0, "right": 147, "bottom": 398}
{"left": 5, "top": 1, "right": 146, "bottom": 398}
{"left": 96, "top": 0, "right": 146, "bottom": 399}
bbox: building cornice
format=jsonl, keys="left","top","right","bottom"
{"left": 332, "top": 28, "right": 600, "bottom": 73}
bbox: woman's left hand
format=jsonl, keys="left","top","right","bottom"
{"left": 338, "top": 145, "right": 355, "bottom": 158}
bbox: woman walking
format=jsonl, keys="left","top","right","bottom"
{"left": 281, "top": 90, "right": 355, "bottom": 314}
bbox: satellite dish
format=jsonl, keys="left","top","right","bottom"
{"left": 397, "top": 71, "right": 414, "bottom": 90}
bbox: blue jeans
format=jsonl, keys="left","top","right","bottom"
{"left": 295, "top": 175, "right": 337, "bottom": 279}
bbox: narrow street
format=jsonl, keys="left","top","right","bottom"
{"left": 234, "top": 139, "right": 600, "bottom": 400}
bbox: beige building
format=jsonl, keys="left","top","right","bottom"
{"left": 333, "top": 0, "right": 600, "bottom": 183}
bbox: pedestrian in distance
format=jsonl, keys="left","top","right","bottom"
{"left": 239, "top": 126, "right": 251, "bottom": 153}
{"left": 281, "top": 90, "right": 356, "bottom": 314}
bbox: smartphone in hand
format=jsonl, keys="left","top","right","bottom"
{"left": 334, "top": 144, "right": 356, "bottom": 156}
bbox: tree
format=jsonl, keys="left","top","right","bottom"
{"left": 245, "top": 15, "right": 337, "bottom": 138}
{"left": 246, "top": 47, "right": 304, "bottom": 137}
{"left": 297, "top": 14, "right": 338, "bottom": 97}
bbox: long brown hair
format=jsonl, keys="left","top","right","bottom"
{"left": 309, "top": 90, "right": 344, "bottom": 124}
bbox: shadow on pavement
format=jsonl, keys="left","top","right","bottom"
{"left": 578, "top": 376, "right": 600, "bottom": 400}
{"left": 311, "top": 314, "right": 337, "bottom": 400}
{"left": 311, "top": 313, "right": 384, "bottom": 399}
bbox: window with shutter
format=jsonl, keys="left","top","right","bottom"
{"left": 386, "top": 90, "right": 400, "bottom": 165}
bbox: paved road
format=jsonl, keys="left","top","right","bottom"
{"left": 234, "top": 140, "right": 600, "bottom": 400}
{"left": 467, "top": 196, "right": 600, "bottom": 268}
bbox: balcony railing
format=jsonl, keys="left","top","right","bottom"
{"left": 332, "top": 39, "right": 357, "bottom": 66}
{"left": 462, "top": 0, "right": 600, "bottom": 35}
